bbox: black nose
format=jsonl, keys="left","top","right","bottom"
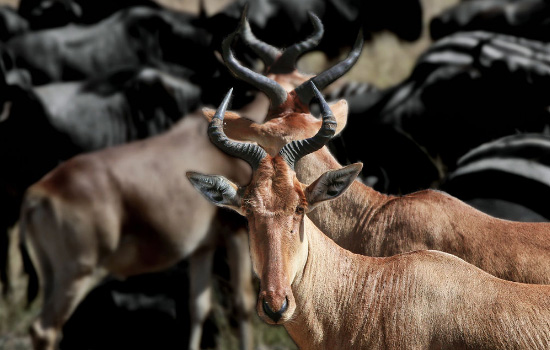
{"left": 262, "top": 297, "right": 288, "bottom": 323}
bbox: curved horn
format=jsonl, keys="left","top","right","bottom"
{"left": 270, "top": 12, "right": 324, "bottom": 74}
{"left": 279, "top": 82, "right": 336, "bottom": 169}
{"left": 208, "top": 88, "right": 268, "bottom": 170}
{"left": 222, "top": 33, "right": 288, "bottom": 107}
{"left": 294, "top": 30, "right": 364, "bottom": 106}
{"left": 238, "top": 4, "right": 281, "bottom": 68}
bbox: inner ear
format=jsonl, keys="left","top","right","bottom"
{"left": 305, "top": 163, "right": 363, "bottom": 210}
{"left": 186, "top": 172, "right": 243, "bottom": 213}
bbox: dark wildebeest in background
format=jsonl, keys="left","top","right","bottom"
{"left": 430, "top": 0, "right": 550, "bottom": 41}
{"left": 327, "top": 31, "right": 550, "bottom": 195}
{"left": 17, "top": 0, "right": 159, "bottom": 30}
{"left": 2, "top": 6, "right": 217, "bottom": 86}
{"left": 0, "top": 6, "right": 29, "bottom": 41}
{"left": 442, "top": 132, "right": 550, "bottom": 222}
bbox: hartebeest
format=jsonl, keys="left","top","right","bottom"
{"left": 211, "top": 15, "right": 550, "bottom": 285}
{"left": 189, "top": 85, "right": 550, "bottom": 350}
{"left": 19, "top": 12, "right": 358, "bottom": 350}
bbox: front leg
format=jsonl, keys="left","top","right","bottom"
{"left": 188, "top": 247, "right": 215, "bottom": 350}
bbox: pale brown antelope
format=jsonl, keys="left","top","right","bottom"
{"left": 189, "top": 86, "right": 550, "bottom": 350}
{"left": 19, "top": 107, "right": 254, "bottom": 350}
{"left": 18, "top": 12, "right": 355, "bottom": 350}
{"left": 209, "top": 14, "right": 550, "bottom": 286}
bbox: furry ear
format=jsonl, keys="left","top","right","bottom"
{"left": 187, "top": 172, "right": 244, "bottom": 214}
{"left": 202, "top": 108, "right": 259, "bottom": 142}
{"left": 330, "top": 100, "right": 348, "bottom": 136}
{"left": 305, "top": 163, "right": 362, "bottom": 211}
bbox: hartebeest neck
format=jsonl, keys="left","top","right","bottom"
{"left": 287, "top": 217, "right": 382, "bottom": 350}
{"left": 295, "top": 147, "right": 390, "bottom": 253}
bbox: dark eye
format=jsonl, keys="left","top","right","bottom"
{"left": 295, "top": 206, "right": 305, "bottom": 215}
{"left": 245, "top": 207, "right": 253, "bottom": 216}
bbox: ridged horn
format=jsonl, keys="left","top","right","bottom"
{"left": 294, "top": 30, "right": 364, "bottom": 106}
{"left": 222, "top": 33, "right": 288, "bottom": 107}
{"left": 238, "top": 4, "right": 281, "bottom": 68}
{"left": 270, "top": 12, "right": 324, "bottom": 74}
{"left": 208, "top": 88, "right": 268, "bottom": 170}
{"left": 279, "top": 82, "right": 336, "bottom": 169}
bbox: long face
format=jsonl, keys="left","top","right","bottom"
{"left": 188, "top": 153, "right": 362, "bottom": 325}
{"left": 243, "top": 156, "right": 309, "bottom": 324}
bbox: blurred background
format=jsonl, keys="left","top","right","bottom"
{"left": 3, "top": 0, "right": 550, "bottom": 349}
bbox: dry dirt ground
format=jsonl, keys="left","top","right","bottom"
{"left": 0, "top": 0, "right": 457, "bottom": 349}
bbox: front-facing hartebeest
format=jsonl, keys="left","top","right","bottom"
{"left": 211, "top": 13, "right": 550, "bottom": 286}
{"left": 189, "top": 85, "right": 550, "bottom": 350}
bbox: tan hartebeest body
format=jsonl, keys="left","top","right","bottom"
{"left": 21, "top": 109, "right": 255, "bottom": 350}
{"left": 189, "top": 86, "right": 550, "bottom": 350}
{"left": 213, "top": 15, "right": 550, "bottom": 285}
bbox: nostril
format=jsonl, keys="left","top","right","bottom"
{"left": 262, "top": 297, "right": 288, "bottom": 323}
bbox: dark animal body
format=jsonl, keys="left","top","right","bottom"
{"left": 3, "top": 6, "right": 217, "bottom": 85}
{"left": 330, "top": 31, "right": 550, "bottom": 194}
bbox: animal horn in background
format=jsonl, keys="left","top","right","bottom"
{"left": 238, "top": 9, "right": 324, "bottom": 74}
{"left": 269, "top": 12, "right": 324, "bottom": 73}
{"left": 238, "top": 3, "right": 282, "bottom": 68}
{"left": 294, "top": 30, "right": 364, "bottom": 106}
{"left": 208, "top": 88, "right": 268, "bottom": 170}
{"left": 222, "top": 33, "right": 288, "bottom": 107}
{"left": 279, "top": 82, "right": 337, "bottom": 169}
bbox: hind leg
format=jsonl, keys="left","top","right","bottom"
{"left": 30, "top": 263, "right": 96, "bottom": 350}
{"left": 188, "top": 247, "right": 215, "bottom": 350}
{"left": 225, "top": 227, "right": 255, "bottom": 350}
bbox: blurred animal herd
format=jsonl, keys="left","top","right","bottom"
{"left": 1, "top": 0, "right": 550, "bottom": 349}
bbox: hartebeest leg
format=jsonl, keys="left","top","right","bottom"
{"left": 188, "top": 247, "right": 215, "bottom": 350}
{"left": 0, "top": 227, "right": 10, "bottom": 296}
{"left": 225, "top": 228, "right": 255, "bottom": 350}
{"left": 30, "top": 259, "right": 95, "bottom": 350}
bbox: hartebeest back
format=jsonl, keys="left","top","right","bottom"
{"left": 189, "top": 86, "right": 550, "bottom": 350}
{"left": 209, "top": 14, "right": 550, "bottom": 285}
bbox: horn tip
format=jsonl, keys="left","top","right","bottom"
{"left": 239, "top": 3, "right": 249, "bottom": 24}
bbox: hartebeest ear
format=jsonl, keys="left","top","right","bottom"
{"left": 305, "top": 163, "right": 363, "bottom": 211}
{"left": 330, "top": 99, "right": 348, "bottom": 136}
{"left": 186, "top": 172, "right": 244, "bottom": 214}
{"left": 202, "top": 108, "right": 259, "bottom": 142}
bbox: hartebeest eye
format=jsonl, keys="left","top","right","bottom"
{"left": 295, "top": 206, "right": 305, "bottom": 215}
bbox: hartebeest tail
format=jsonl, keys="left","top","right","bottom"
{"left": 189, "top": 86, "right": 550, "bottom": 350}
